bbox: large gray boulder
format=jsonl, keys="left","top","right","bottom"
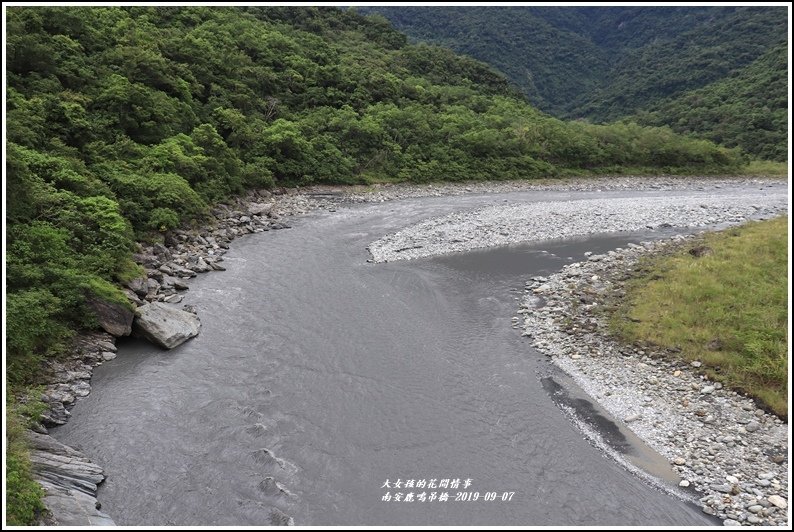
{"left": 133, "top": 302, "right": 201, "bottom": 349}
{"left": 85, "top": 294, "right": 134, "bottom": 337}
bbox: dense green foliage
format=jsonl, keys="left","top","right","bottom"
{"left": 6, "top": 393, "right": 47, "bottom": 525}
{"left": 4, "top": 6, "right": 743, "bottom": 387}
{"left": 359, "top": 6, "right": 611, "bottom": 116}
{"left": 633, "top": 44, "right": 788, "bottom": 161}
{"left": 363, "top": 6, "right": 788, "bottom": 160}
{"left": 611, "top": 217, "right": 789, "bottom": 416}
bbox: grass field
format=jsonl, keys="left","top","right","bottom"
{"left": 611, "top": 216, "right": 789, "bottom": 416}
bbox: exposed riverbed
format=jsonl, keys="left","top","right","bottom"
{"left": 52, "top": 181, "right": 788, "bottom": 525}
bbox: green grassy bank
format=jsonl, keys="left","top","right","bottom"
{"left": 611, "top": 216, "right": 789, "bottom": 417}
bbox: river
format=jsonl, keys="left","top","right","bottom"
{"left": 54, "top": 188, "right": 756, "bottom": 525}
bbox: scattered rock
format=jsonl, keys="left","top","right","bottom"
{"left": 689, "top": 245, "right": 713, "bottom": 257}
{"left": 767, "top": 495, "right": 787, "bottom": 509}
{"left": 707, "top": 338, "right": 723, "bottom": 351}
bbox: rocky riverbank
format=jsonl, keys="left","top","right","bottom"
{"left": 520, "top": 236, "right": 789, "bottom": 526}
{"left": 31, "top": 175, "right": 786, "bottom": 524}
{"left": 32, "top": 187, "right": 347, "bottom": 524}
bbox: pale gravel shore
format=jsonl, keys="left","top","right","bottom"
{"left": 520, "top": 237, "right": 789, "bottom": 526}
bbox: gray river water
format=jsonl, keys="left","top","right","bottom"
{"left": 53, "top": 188, "right": 745, "bottom": 526}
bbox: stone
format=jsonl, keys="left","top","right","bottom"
{"left": 133, "top": 302, "right": 201, "bottom": 349}
{"left": 122, "top": 288, "right": 143, "bottom": 305}
{"left": 679, "top": 480, "right": 690, "bottom": 487}
{"left": 673, "top": 457, "right": 686, "bottom": 465}
{"left": 85, "top": 295, "right": 134, "bottom": 337}
{"left": 745, "top": 421, "right": 761, "bottom": 432}
{"left": 701, "top": 386, "right": 715, "bottom": 394}
{"left": 722, "top": 519, "right": 740, "bottom": 526}
{"left": 710, "top": 484, "right": 733, "bottom": 493}
{"left": 624, "top": 413, "right": 642, "bottom": 423}
{"left": 691, "top": 360, "right": 703, "bottom": 368}
{"left": 193, "top": 257, "right": 211, "bottom": 273}
{"left": 100, "top": 351, "right": 117, "bottom": 361}
{"left": 249, "top": 202, "right": 273, "bottom": 216}
{"left": 172, "top": 278, "right": 190, "bottom": 291}
{"left": 767, "top": 495, "right": 787, "bottom": 509}
{"left": 125, "top": 277, "right": 149, "bottom": 297}
{"left": 131, "top": 252, "right": 160, "bottom": 269}
{"left": 747, "top": 505, "right": 763, "bottom": 513}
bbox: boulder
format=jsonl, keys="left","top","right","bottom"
{"left": 249, "top": 202, "right": 273, "bottom": 216}
{"left": 131, "top": 252, "right": 161, "bottom": 269}
{"left": 85, "top": 295, "right": 134, "bottom": 337}
{"left": 134, "top": 302, "right": 201, "bottom": 349}
{"left": 125, "top": 276, "right": 149, "bottom": 297}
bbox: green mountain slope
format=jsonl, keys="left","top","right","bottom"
{"left": 574, "top": 7, "right": 788, "bottom": 122}
{"left": 362, "top": 6, "right": 788, "bottom": 160}
{"left": 357, "top": 7, "right": 611, "bottom": 115}
{"left": 633, "top": 44, "right": 788, "bottom": 162}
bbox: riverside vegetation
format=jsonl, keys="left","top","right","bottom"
{"left": 1, "top": 6, "right": 784, "bottom": 524}
{"left": 611, "top": 217, "right": 788, "bottom": 417}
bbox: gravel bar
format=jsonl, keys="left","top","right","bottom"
{"left": 367, "top": 188, "right": 787, "bottom": 262}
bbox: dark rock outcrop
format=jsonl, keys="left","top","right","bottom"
{"left": 85, "top": 295, "right": 134, "bottom": 337}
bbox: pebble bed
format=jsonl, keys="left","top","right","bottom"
{"left": 521, "top": 237, "right": 789, "bottom": 526}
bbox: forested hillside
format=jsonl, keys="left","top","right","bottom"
{"left": 362, "top": 6, "right": 789, "bottom": 160}
{"left": 633, "top": 44, "right": 788, "bottom": 162}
